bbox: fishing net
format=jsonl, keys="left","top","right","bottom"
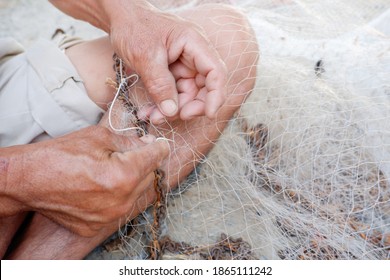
{"left": 2, "top": 0, "right": 389, "bottom": 260}
{"left": 90, "top": 0, "right": 390, "bottom": 260}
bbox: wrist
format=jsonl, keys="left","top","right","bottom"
{"left": 100, "top": 0, "right": 157, "bottom": 34}
{"left": 49, "top": 0, "right": 159, "bottom": 34}
{"left": 49, "top": 0, "right": 111, "bottom": 33}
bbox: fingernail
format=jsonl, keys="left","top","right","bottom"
{"left": 137, "top": 106, "right": 154, "bottom": 120}
{"left": 156, "top": 137, "right": 170, "bottom": 143}
{"left": 140, "top": 135, "right": 156, "bottom": 144}
{"left": 152, "top": 117, "right": 166, "bottom": 125}
{"left": 160, "top": 99, "right": 177, "bottom": 117}
{"left": 150, "top": 109, "right": 166, "bottom": 125}
{"left": 156, "top": 137, "right": 171, "bottom": 151}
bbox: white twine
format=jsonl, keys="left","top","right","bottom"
{"left": 108, "top": 58, "right": 146, "bottom": 135}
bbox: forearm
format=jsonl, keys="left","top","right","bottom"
{"left": 48, "top": 0, "right": 155, "bottom": 34}
{"left": 0, "top": 146, "right": 28, "bottom": 217}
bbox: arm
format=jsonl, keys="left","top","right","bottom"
{"left": 0, "top": 146, "right": 28, "bottom": 216}
{"left": 48, "top": 0, "right": 112, "bottom": 33}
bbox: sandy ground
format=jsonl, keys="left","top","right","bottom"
{"left": 0, "top": 0, "right": 104, "bottom": 47}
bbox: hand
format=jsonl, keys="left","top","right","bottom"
{"left": 109, "top": 1, "right": 228, "bottom": 123}
{"left": 5, "top": 126, "right": 169, "bottom": 237}
{"left": 49, "top": 0, "right": 228, "bottom": 123}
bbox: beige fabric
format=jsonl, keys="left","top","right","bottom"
{"left": 0, "top": 38, "right": 24, "bottom": 65}
{"left": 57, "top": 35, "right": 85, "bottom": 51}
{"left": 0, "top": 38, "right": 104, "bottom": 147}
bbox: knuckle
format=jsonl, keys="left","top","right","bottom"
{"left": 182, "top": 26, "right": 207, "bottom": 45}
{"left": 127, "top": 170, "right": 140, "bottom": 187}
{"left": 76, "top": 226, "right": 96, "bottom": 238}
{"left": 114, "top": 204, "right": 131, "bottom": 220}
{"left": 140, "top": 151, "right": 161, "bottom": 171}
{"left": 145, "top": 77, "right": 175, "bottom": 99}
{"left": 102, "top": 176, "right": 122, "bottom": 193}
{"left": 103, "top": 208, "right": 122, "bottom": 223}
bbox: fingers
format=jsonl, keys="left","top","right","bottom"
{"left": 122, "top": 172, "right": 156, "bottom": 221}
{"left": 116, "top": 22, "right": 227, "bottom": 122}
{"left": 181, "top": 30, "right": 228, "bottom": 119}
{"left": 106, "top": 130, "right": 143, "bottom": 152}
{"left": 118, "top": 138, "right": 170, "bottom": 177}
{"left": 135, "top": 49, "right": 179, "bottom": 118}
{"left": 42, "top": 209, "right": 101, "bottom": 238}
{"left": 170, "top": 60, "right": 196, "bottom": 79}
{"left": 169, "top": 28, "right": 228, "bottom": 119}
{"left": 148, "top": 77, "right": 200, "bottom": 123}
{"left": 204, "top": 68, "right": 228, "bottom": 118}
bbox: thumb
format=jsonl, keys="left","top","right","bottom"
{"left": 121, "top": 138, "right": 170, "bottom": 177}
{"left": 137, "top": 51, "right": 179, "bottom": 117}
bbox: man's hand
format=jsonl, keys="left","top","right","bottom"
{"left": 1, "top": 126, "right": 169, "bottom": 237}
{"left": 109, "top": 1, "right": 228, "bottom": 123}
{"left": 49, "top": 0, "right": 228, "bottom": 123}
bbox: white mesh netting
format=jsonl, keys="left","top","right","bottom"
{"left": 93, "top": 0, "right": 390, "bottom": 260}
{"left": 2, "top": 0, "right": 389, "bottom": 260}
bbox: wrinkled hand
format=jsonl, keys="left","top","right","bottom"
{"left": 48, "top": 0, "right": 228, "bottom": 122}
{"left": 109, "top": 1, "right": 228, "bottom": 123}
{"left": 10, "top": 126, "right": 169, "bottom": 237}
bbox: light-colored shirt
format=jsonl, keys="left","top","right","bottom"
{"left": 0, "top": 38, "right": 103, "bottom": 147}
